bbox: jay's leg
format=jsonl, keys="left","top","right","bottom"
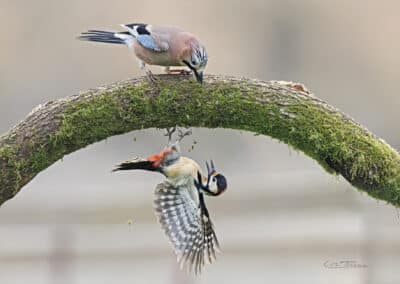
{"left": 139, "top": 60, "right": 157, "bottom": 83}
{"left": 164, "top": 66, "right": 192, "bottom": 75}
{"left": 145, "top": 69, "right": 158, "bottom": 83}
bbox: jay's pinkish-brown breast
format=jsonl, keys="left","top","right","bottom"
{"left": 133, "top": 41, "right": 183, "bottom": 67}
{"left": 133, "top": 30, "right": 195, "bottom": 67}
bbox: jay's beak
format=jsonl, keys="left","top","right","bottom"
{"left": 194, "top": 70, "right": 203, "bottom": 84}
{"left": 183, "top": 61, "right": 203, "bottom": 84}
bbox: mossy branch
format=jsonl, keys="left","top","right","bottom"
{"left": 0, "top": 75, "right": 399, "bottom": 207}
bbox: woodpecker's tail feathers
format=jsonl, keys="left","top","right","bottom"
{"left": 112, "top": 158, "right": 159, "bottom": 172}
{"left": 78, "top": 30, "right": 134, "bottom": 46}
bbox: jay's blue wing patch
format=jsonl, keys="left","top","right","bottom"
{"left": 120, "top": 23, "right": 169, "bottom": 52}
{"left": 136, "top": 34, "right": 167, "bottom": 52}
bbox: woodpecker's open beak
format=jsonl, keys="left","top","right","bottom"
{"left": 194, "top": 70, "right": 203, "bottom": 84}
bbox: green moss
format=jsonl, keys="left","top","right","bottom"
{"left": 0, "top": 145, "right": 21, "bottom": 199}
{"left": 0, "top": 76, "right": 399, "bottom": 207}
{"left": 139, "top": 80, "right": 400, "bottom": 204}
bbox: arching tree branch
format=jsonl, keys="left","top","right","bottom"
{"left": 0, "top": 75, "right": 399, "bottom": 207}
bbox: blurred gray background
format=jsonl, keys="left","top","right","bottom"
{"left": 0, "top": 0, "right": 399, "bottom": 283}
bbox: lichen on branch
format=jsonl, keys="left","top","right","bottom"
{"left": 0, "top": 75, "right": 399, "bottom": 207}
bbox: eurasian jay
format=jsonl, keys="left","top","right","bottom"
{"left": 113, "top": 132, "right": 227, "bottom": 273}
{"left": 79, "top": 23, "right": 208, "bottom": 83}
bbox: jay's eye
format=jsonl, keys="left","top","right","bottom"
{"left": 191, "top": 60, "right": 197, "bottom": 65}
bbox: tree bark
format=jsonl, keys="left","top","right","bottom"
{"left": 0, "top": 75, "right": 399, "bottom": 207}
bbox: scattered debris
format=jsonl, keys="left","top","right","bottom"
{"left": 273, "top": 80, "right": 312, "bottom": 95}
{"left": 279, "top": 108, "right": 297, "bottom": 119}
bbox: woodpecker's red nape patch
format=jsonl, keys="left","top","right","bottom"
{"left": 147, "top": 148, "right": 171, "bottom": 167}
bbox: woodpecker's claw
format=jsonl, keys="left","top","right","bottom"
{"left": 164, "top": 126, "right": 177, "bottom": 143}
{"left": 163, "top": 126, "right": 192, "bottom": 145}
{"left": 177, "top": 128, "right": 192, "bottom": 141}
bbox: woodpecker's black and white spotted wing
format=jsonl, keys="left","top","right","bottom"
{"left": 154, "top": 180, "right": 219, "bottom": 274}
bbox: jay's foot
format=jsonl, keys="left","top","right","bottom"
{"left": 164, "top": 67, "right": 192, "bottom": 75}
{"left": 145, "top": 70, "right": 158, "bottom": 84}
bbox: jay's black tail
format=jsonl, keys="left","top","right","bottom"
{"left": 78, "top": 30, "right": 130, "bottom": 45}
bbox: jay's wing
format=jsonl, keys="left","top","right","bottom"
{"left": 121, "top": 23, "right": 169, "bottom": 52}
{"left": 154, "top": 180, "right": 219, "bottom": 274}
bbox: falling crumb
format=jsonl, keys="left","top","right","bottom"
{"left": 273, "top": 80, "right": 312, "bottom": 94}
{"left": 279, "top": 108, "right": 297, "bottom": 119}
{"left": 289, "top": 83, "right": 310, "bottom": 94}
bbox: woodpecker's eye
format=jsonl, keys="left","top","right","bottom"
{"left": 212, "top": 177, "right": 216, "bottom": 182}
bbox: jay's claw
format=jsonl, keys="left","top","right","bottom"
{"left": 145, "top": 70, "right": 158, "bottom": 83}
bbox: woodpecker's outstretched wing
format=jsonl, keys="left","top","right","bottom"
{"left": 154, "top": 180, "right": 219, "bottom": 274}
{"left": 120, "top": 23, "right": 169, "bottom": 52}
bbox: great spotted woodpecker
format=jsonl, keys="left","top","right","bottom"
{"left": 113, "top": 133, "right": 227, "bottom": 273}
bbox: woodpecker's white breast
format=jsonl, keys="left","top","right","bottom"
{"left": 162, "top": 156, "right": 203, "bottom": 206}
{"left": 163, "top": 157, "right": 202, "bottom": 184}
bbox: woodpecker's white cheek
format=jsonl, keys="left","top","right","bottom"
{"left": 210, "top": 183, "right": 218, "bottom": 194}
